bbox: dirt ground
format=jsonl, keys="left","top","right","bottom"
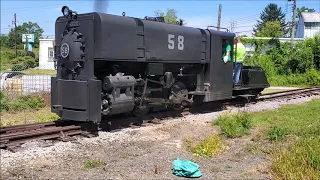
{"left": 4, "top": 92, "right": 318, "bottom": 180}
{"left": 0, "top": 116, "right": 272, "bottom": 180}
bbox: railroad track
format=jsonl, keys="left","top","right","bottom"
{"left": 1, "top": 87, "right": 319, "bottom": 152}
{"left": 257, "top": 87, "right": 320, "bottom": 101}
{"left": 0, "top": 121, "right": 95, "bottom": 152}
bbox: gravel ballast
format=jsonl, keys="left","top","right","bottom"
{"left": 1, "top": 94, "right": 319, "bottom": 179}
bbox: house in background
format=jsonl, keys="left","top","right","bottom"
{"left": 39, "top": 39, "right": 55, "bottom": 70}
{"left": 295, "top": 12, "right": 320, "bottom": 39}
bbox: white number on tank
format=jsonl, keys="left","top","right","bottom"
{"left": 177, "top": 35, "right": 184, "bottom": 50}
{"left": 168, "top": 34, "right": 175, "bottom": 49}
{"left": 168, "top": 34, "right": 184, "bottom": 50}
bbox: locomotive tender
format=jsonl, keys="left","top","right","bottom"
{"left": 51, "top": 6, "right": 270, "bottom": 123}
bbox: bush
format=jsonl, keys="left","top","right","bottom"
{"left": 1, "top": 93, "right": 46, "bottom": 112}
{"left": 269, "top": 68, "right": 320, "bottom": 86}
{"left": 243, "top": 36, "right": 320, "bottom": 86}
{"left": 213, "top": 113, "right": 252, "bottom": 138}
{"left": 305, "top": 35, "right": 320, "bottom": 70}
{"left": 11, "top": 56, "right": 38, "bottom": 71}
{"left": 288, "top": 42, "right": 314, "bottom": 73}
{"left": 0, "top": 91, "right": 6, "bottom": 112}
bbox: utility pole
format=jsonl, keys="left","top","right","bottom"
{"left": 230, "top": 20, "right": 237, "bottom": 33}
{"left": 290, "top": 0, "right": 297, "bottom": 47}
{"left": 12, "top": 13, "right": 17, "bottom": 58}
{"left": 217, "top": 4, "right": 222, "bottom": 31}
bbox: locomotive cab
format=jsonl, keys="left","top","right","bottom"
{"left": 231, "top": 41, "right": 270, "bottom": 96}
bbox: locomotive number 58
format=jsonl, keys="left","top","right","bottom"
{"left": 168, "top": 34, "right": 184, "bottom": 50}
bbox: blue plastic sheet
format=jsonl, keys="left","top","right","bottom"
{"left": 172, "top": 158, "right": 202, "bottom": 178}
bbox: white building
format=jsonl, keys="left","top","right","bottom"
{"left": 295, "top": 12, "right": 320, "bottom": 39}
{"left": 39, "top": 39, "right": 55, "bottom": 70}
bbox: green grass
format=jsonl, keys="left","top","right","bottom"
{"left": 271, "top": 137, "right": 320, "bottom": 180}
{"left": 213, "top": 99, "right": 320, "bottom": 179}
{"left": 0, "top": 91, "right": 58, "bottom": 127}
{"left": 267, "top": 126, "right": 288, "bottom": 142}
{"left": 185, "top": 134, "right": 225, "bottom": 157}
{"left": 84, "top": 160, "right": 106, "bottom": 169}
{"left": 250, "top": 99, "right": 320, "bottom": 138}
{"left": 213, "top": 112, "right": 252, "bottom": 138}
{"left": 22, "top": 69, "right": 56, "bottom": 77}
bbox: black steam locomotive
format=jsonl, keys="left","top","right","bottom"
{"left": 51, "top": 6, "right": 269, "bottom": 123}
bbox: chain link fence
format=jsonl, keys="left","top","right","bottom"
{"left": 0, "top": 39, "right": 59, "bottom": 127}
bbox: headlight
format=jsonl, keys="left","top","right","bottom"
{"left": 61, "top": 6, "right": 70, "bottom": 17}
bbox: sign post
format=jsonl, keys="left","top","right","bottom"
{"left": 22, "top": 34, "right": 35, "bottom": 52}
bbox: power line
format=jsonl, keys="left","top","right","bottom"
{"left": 230, "top": 20, "right": 237, "bottom": 32}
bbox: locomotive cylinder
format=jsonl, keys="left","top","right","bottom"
{"left": 102, "top": 75, "right": 136, "bottom": 115}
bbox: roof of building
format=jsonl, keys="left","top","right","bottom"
{"left": 39, "top": 39, "right": 54, "bottom": 41}
{"left": 301, "top": 12, "right": 320, "bottom": 23}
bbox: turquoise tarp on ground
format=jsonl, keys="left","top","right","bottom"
{"left": 172, "top": 158, "right": 202, "bottom": 178}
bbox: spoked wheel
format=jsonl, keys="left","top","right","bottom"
{"left": 169, "top": 82, "right": 189, "bottom": 111}
{"left": 130, "top": 89, "right": 152, "bottom": 126}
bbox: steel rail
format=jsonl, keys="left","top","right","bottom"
{"left": 0, "top": 87, "right": 319, "bottom": 152}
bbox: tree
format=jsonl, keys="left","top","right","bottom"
{"left": 7, "top": 21, "right": 44, "bottom": 49}
{"left": 256, "top": 20, "right": 284, "bottom": 38}
{"left": 0, "top": 35, "right": 9, "bottom": 48}
{"left": 297, "top": 6, "right": 315, "bottom": 18}
{"left": 154, "top": 8, "right": 185, "bottom": 25}
{"left": 253, "top": 3, "right": 288, "bottom": 37}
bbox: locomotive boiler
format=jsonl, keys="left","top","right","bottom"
{"left": 51, "top": 6, "right": 270, "bottom": 123}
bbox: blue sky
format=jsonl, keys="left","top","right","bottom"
{"left": 1, "top": 0, "right": 319, "bottom": 37}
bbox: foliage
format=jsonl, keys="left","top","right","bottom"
{"left": 305, "top": 35, "right": 320, "bottom": 70}
{"left": 186, "top": 134, "right": 224, "bottom": 158}
{"left": 0, "top": 91, "right": 5, "bottom": 112}
{"left": 256, "top": 20, "right": 284, "bottom": 38}
{"left": 253, "top": 3, "right": 289, "bottom": 37}
{"left": 84, "top": 160, "right": 106, "bottom": 169}
{"left": 0, "top": 35, "right": 9, "bottom": 47}
{"left": 11, "top": 56, "right": 38, "bottom": 71}
{"left": 220, "top": 99, "right": 320, "bottom": 179}
{"left": 7, "top": 21, "right": 44, "bottom": 48}
{"left": 1, "top": 93, "right": 46, "bottom": 112}
{"left": 0, "top": 107, "right": 59, "bottom": 127}
{"left": 1, "top": 48, "right": 39, "bottom": 71}
{"left": 268, "top": 126, "right": 288, "bottom": 142}
{"left": 268, "top": 69, "right": 320, "bottom": 87}
{"left": 274, "top": 137, "right": 320, "bottom": 179}
{"left": 154, "top": 8, "right": 185, "bottom": 25}
{"left": 213, "top": 113, "right": 252, "bottom": 138}
{"left": 241, "top": 35, "right": 320, "bottom": 86}
{"left": 297, "top": 6, "right": 315, "bottom": 18}
{"left": 288, "top": 42, "right": 314, "bottom": 73}
{"left": 271, "top": 137, "right": 320, "bottom": 180}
